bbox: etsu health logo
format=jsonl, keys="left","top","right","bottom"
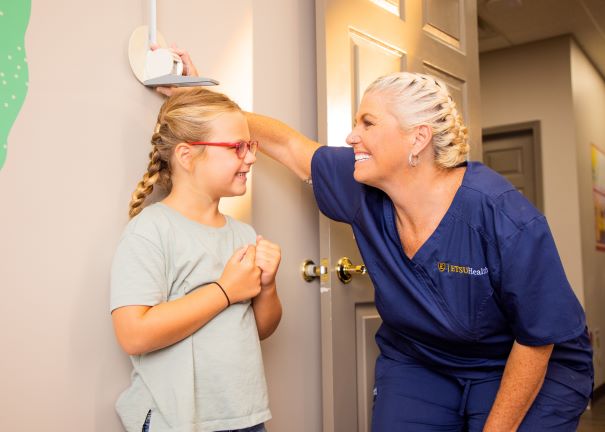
{"left": 438, "top": 262, "right": 488, "bottom": 276}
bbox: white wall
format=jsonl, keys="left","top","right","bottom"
{"left": 0, "top": 1, "right": 321, "bottom": 430}
{"left": 251, "top": 1, "right": 323, "bottom": 431}
{"left": 480, "top": 37, "right": 585, "bottom": 305}
{"left": 571, "top": 40, "right": 605, "bottom": 388}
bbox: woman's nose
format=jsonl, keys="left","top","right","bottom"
{"left": 346, "top": 131, "right": 360, "bottom": 146}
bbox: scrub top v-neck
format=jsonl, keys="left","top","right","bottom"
{"left": 311, "top": 146, "right": 593, "bottom": 397}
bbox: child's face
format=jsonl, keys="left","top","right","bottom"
{"left": 194, "top": 111, "right": 255, "bottom": 199}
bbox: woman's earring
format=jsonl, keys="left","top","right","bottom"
{"left": 408, "top": 152, "right": 419, "bottom": 167}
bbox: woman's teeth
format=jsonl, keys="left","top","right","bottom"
{"left": 355, "top": 153, "right": 371, "bottom": 162}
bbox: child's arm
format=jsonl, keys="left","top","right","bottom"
{"left": 112, "top": 246, "right": 261, "bottom": 355}
{"left": 252, "top": 236, "right": 283, "bottom": 340}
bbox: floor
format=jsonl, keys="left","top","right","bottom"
{"left": 578, "top": 394, "right": 605, "bottom": 431}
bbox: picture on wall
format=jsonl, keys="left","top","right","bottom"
{"left": 0, "top": 0, "right": 31, "bottom": 172}
{"left": 591, "top": 144, "right": 605, "bottom": 251}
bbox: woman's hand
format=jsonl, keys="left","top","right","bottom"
{"left": 170, "top": 44, "right": 199, "bottom": 77}
{"left": 255, "top": 235, "right": 281, "bottom": 288}
{"left": 218, "top": 245, "right": 262, "bottom": 304}
{"left": 151, "top": 43, "right": 199, "bottom": 97}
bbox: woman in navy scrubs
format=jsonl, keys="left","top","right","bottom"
{"left": 245, "top": 72, "right": 593, "bottom": 431}
{"left": 160, "top": 60, "right": 593, "bottom": 430}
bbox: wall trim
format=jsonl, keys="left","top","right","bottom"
{"left": 482, "top": 120, "right": 544, "bottom": 213}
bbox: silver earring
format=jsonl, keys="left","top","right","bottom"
{"left": 408, "top": 152, "right": 419, "bottom": 167}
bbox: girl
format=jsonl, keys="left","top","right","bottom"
{"left": 110, "top": 88, "right": 282, "bottom": 432}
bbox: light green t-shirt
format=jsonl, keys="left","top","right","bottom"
{"left": 110, "top": 203, "right": 271, "bottom": 432}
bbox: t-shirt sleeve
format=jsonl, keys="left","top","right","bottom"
{"left": 498, "top": 216, "right": 586, "bottom": 346}
{"left": 246, "top": 223, "right": 258, "bottom": 245}
{"left": 310, "top": 146, "right": 363, "bottom": 224}
{"left": 110, "top": 232, "right": 168, "bottom": 312}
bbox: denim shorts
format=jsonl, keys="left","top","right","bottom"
{"left": 142, "top": 410, "right": 151, "bottom": 432}
{"left": 216, "top": 424, "right": 266, "bottom": 432}
{"left": 141, "top": 411, "right": 266, "bottom": 432}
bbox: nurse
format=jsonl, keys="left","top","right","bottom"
{"left": 160, "top": 56, "right": 593, "bottom": 430}
{"left": 247, "top": 72, "right": 593, "bottom": 431}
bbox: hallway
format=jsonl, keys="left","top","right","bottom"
{"left": 579, "top": 394, "right": 605, "bottom": 431}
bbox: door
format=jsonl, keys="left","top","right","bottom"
{"left": 483, "top": 122, "right": 543, "bottom": 212}
{"left": 315, "top": 1, "right": 481, "bottom": 431}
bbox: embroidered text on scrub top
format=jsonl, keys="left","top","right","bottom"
{"left": 438, "top": 262, "right": 489, "bottom": 276}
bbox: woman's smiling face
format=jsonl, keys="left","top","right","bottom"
{"left": 346, "top": 91, "right": 412, "bottom": 188}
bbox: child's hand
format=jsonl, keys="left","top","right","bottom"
{"left": 255, "top": 235, "right": 281, "bottom": 288}
{"left": 218, "top": 245, "right": 261, "bottom": 304}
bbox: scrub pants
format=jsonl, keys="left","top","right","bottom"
{"left": 371, "top": 355, "right": 589, "bottom": 432}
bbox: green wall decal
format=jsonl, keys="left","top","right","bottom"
{"left": 0, "top": 0, "right": 31, "bottom": 171}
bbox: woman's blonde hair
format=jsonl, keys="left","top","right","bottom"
{"left": 128, "top": 88, "right": 241, "bottom": 218}
{"left": 365, "top": 72, "right": 469, "bottom": 168}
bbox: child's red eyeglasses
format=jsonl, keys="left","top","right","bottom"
{"left": 188, "top": 140, "right": 258, "bottom": 159}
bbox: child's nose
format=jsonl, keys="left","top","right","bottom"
{"left": 244, "top": 149, "right": 257, "bottom": 164}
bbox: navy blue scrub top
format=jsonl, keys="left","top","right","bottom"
{"left": 311, "top": 146, "right": 593, "bottom": 397}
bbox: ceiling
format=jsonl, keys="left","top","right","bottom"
{"left": 477, "top": 0, "right": 605, "bottom": 77}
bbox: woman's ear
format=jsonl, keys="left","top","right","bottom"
{"left": 412, "top": 124, "right": 433, "bottom": 155}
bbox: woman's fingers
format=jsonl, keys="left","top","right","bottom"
{"left": 169, "top": 43, "right": 199, "bottom": 77}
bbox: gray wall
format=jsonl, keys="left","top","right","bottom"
{"left": 480, "top": 36, "right": 605, "bottom": 388}
{"left": 0, "top": 1, "right": 321, "bottom": 430}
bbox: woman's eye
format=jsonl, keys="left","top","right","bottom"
{"left": 363, "top": 120, "right": 374, "bottom": 127}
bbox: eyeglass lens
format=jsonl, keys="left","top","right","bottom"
{"left": 237, "top": 141, "right": 258, "bottom": 158}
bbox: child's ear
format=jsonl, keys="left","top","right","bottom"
{"left": 173, "top": 143, "right": 196, "bottom": 171}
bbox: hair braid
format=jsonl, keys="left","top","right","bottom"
{"left": 436, "top": 96, "right": 469, "bottom": 167}
{"left": 128, "top": 142, "right": 163, "bottom": 218}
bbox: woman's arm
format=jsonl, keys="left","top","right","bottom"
{"left": 112, "top": 245, "right": 261, "bottom": 355}
{"left": 482, "top": 341, "right": 554, "bottom": 431}
{"left": 153, "top": 47, "right": 319, "bottom": 179}
{"left": 246, "top": 112, "right": 321, "bottom": 181}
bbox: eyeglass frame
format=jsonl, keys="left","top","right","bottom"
{"left": 187, "top": 140, "right": 258, "bottom": 159}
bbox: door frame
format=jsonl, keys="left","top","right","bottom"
{"left": 482, "top": 120, "right": 544, "bottom": 212}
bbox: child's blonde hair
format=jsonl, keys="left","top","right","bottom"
{"left": 129, "top": 88, "right": 241, "bottom": 218}
{"left": 365, "top": 72, "right": 469, "bottom": 168}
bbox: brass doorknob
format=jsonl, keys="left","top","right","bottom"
{"left": 336, "top": 257, "right": 367, "bottom": 284}
{"left": 301, "top": 259, "right": 327, "bottom": 282}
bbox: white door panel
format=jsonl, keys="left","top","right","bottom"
{"left": 315, "top": 1, "right": 480, "bottom": 431}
